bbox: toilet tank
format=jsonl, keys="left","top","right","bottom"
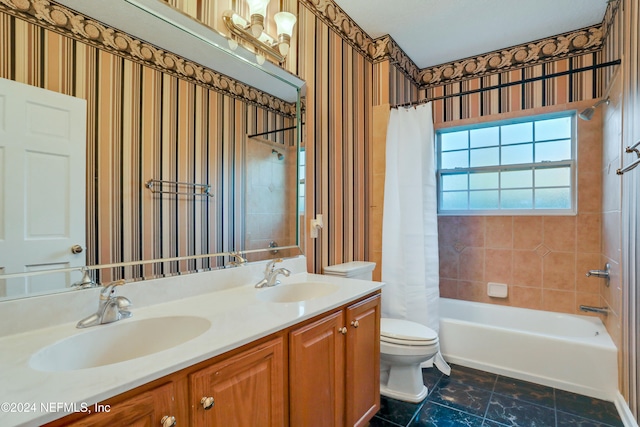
{"left": 323, "top": 261, "right": 376, "bottom": 281}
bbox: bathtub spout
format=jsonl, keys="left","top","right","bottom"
{"left": 580, "top": 305, "right": 610, "bottom": 315}
{"left": 586, "top": 269, "right": 609, "bottom": 278}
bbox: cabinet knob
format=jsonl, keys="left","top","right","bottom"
{"left": 351, "top": 320, "right": 359, "bottom": 328}
{"left": 160, "top": 415, "right": 176, "bottom": 427}
{"left": 339, "top": 326, "right": 347, "bottom": 335}
{"left": 201, "top": 396, "right": 215, "bottom": 410}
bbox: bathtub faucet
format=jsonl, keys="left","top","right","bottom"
{"left": 585, "top": 263, "right": 610, "bottom": 286}
{"left": 579, "top": 305, "right": 610, "bottom": 315}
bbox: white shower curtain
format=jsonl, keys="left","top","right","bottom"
{"left": 381, "top": 102, "right": 440, "bottom": 332}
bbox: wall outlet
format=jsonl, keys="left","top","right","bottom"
{"left": 310, "top": 214, "right": 324, "bottom": 238}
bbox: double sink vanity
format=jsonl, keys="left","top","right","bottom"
{"left": 0, "top": 257, "right": 382, "bottom": 426}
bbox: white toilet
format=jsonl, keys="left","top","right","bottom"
{"left": 323, "top": 261, "right": 441, "bottom": 403}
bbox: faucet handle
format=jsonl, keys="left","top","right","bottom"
{"left": 265, "top": 258, "right": 283, "bottom": 272}
{"left": 100, "top": 279, "right": 126, "bottom": 299}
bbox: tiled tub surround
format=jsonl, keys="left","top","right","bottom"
{"left": 370, "top": 365, "right": 624, "bottom": 427}
{"left": 439, "top": 298, "right": 618, "bottom": 401}
{"left": 435, "top": 100, "right": 604, "bottom": 316}
{"left": 0, "top": 256, "right": 383, "bottom": 426}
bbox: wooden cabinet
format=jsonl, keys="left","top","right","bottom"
{"left": 62, "top": 382, "right": 177, "bottom": 427}
{"left": 190, "top": 336, "right": 285, "bottom": 427}
{"left": 345, "top": 295, "right": 381, "bottom": 427}
{"left": 289, "top": 294, "right": 381, "bottom": 427}
{"left": 45, "top": 291, "right": 380, "bottom": 427}
{"left": 289, "top": 310, "right": 345, "bottom": 427}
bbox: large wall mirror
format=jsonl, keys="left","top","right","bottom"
{"left": 0, "top": 0, "right": 305, "bottom": 301}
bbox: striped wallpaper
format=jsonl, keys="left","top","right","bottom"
{"left": 0, "top": 10, "right": 294, "bottom": 283}
{"left": 297, "top": 2, "right": 373, "bottom": 273}
{"left": 298, "top": 2, "right": 608, "bottom": 276}
{"left": 424, "top": 52, "right": 604, "bottom": 124}
{"left": 1, "top": 0, "right": 616, "bottom": 288}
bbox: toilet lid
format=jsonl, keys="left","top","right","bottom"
{"left": 380, "top": 318, "right": 438, "bottom": 344}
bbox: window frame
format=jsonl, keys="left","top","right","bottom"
{"left": 436, "top": 111, "right": 578, "bottom": 216}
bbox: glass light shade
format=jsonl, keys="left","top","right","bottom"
{"left": 231, "top": 13, "right": 247, "bottom": 27}
{"left": 274, "top": 11, "right": 296, "bottom": 37}
{"left": 278, "top": 41, "right": 290, "bottom": 56}
{"left": 275, "top": 12, "right": 296, "bottom": 56}
{"left": 247, "top": 0, "right": 269, "bottom": 15}
{"left": 247, "top": 0, "right": 269, "bottom": 37}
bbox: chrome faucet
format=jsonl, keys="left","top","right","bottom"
{"left": 229, "top": 251, "right": 248, "bottom": 267}
{"left": 76, "top": 280, "right": 132, "bottom": 328}
{"left": 255, "top": 259, "right": 291, "bottom": 288}
{"left": 586, "top": 263, "right": 611, "bottom": 286}
{"left": 586, "top": 263, "right": 610, "bottom": 278}
{"left": 71, "top": 267, "right": 99, "bottom": 289}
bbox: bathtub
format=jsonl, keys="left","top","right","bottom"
{"left": 438, "top": 298, "right": 618, "bottom": 401}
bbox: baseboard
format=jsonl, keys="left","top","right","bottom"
{"left": 615, "top": 392, "right": 639, "bottom": 427}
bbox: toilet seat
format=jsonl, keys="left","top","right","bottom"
{"left": 380, "top": 318, "right": 438, "bottom": 346}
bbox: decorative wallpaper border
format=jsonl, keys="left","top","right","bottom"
{"left": 300, "top": 0, "right": 604, "bottom": 89}
{"left": 418, "top": 25, "right": 604, "bottom": 87}
{"left": 0, "top": 0, "right": 296, "bottom": 116}
{"left": 300, "top": 0, "right": 421, "bottom": 83}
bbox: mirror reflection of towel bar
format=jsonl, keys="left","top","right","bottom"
{"left": 145, "top": 179, "right": 213, "bottom": 197}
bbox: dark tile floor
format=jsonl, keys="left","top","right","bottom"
{"left": 369, "top": 365, "right": 624, "bottom": 427}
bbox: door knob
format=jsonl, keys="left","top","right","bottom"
{"left": 71, "top": 244, "right": 84, "bottom": 254}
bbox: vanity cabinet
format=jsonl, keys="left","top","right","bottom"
{"left": 62, "top": 382, "right": 178, "bottom": 427}
{"left": 289, "top": 310, "right": 346, "bottom": 426}
{"left": 43, "top": 291, "right": 380, "bottom": 427}
{"left": 345, "top": 295, "right": 381, "bottom": 427}
{"left": 289, "top": 294, "right": 381, "bottom": 427}
{"left": 190, "top": 336, "right": 285, "bottom": 427}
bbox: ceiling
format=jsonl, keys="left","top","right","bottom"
{"left": 332, "top": 0, "right": 609, "bottom": 69}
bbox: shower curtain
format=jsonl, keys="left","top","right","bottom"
{"left": 381, "top": 102, "right": 440, "bottom": 332}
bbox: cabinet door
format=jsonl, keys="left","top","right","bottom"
{"left": 289, "top": 310, "right": 345, "bottom": 427}
{"left": 190, "top": 337, "right": 285, "bottom": 427}
{"left": 63, "top": 382, "right": 176, "bottom": 427}
{"left": 345, "top": 294, "right": 381, "bottom": 427}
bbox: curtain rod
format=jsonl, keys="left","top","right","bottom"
{"left": 392, "top": 59, "right": 622, "bottom": 109}
{"left": 248, "top": 123, "right": 304, "bottom": 138}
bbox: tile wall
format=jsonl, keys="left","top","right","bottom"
{"left": 601, "top": 67, "right": 624, "bottom": 391}
{"left": 245, "top": 139, "right": 298, "bottom": 260}
{"left": 435, "top": 100, "right": 604, "bottom": 315}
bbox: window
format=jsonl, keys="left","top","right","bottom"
{"left": 437, "top": 112, "right": 576, "bottom": 215}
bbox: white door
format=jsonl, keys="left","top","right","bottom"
{"left": 0, "top": 78, "right": 86, "bottom": 298}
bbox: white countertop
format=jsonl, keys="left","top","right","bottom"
{"left": 0, "top": 264, "right": 382, "bottom": 426}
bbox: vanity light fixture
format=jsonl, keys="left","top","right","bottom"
{"left": 222, "top": 1, "right": 296, "bottom": 64}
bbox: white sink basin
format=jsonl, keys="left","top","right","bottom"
{"left": 29, "top": 316, "right": 211, "bottom": 372}
{"left": 257, "top": 282, "right": 340, "bottom": 303}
